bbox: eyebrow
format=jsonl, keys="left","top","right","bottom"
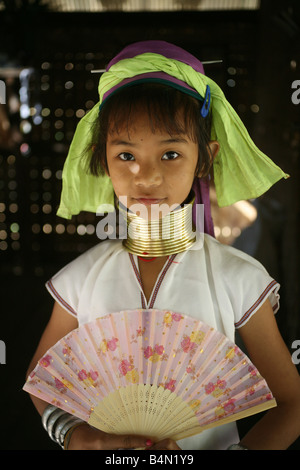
{"left": 160, "top": 137, "right": 189, "bottom": 144}
{"left": 109, "top": 139, "right": 138, "bottom": 147}
{"left": 109, "top": 137, "right": 189, "bottom": 146}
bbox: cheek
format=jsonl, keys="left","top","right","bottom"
{"left": 108, "top": 166, "right": 132, "bottom": 198}
{"left": 169, "top": 165, "right": 195, "bottom": 185}
{"left": 129, "top": 162, "right": 140, "bottom": 175}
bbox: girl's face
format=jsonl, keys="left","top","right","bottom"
{"left": 105, "top": 109, "right": 217, "bottom": 219}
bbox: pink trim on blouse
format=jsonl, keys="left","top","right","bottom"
{"left": 234, "top": 280, "right": 278, "bottom": 328}
{"left": 46, "top": 280, "right": 78, "bottom": 317}
{"left": 129, "top": 254, "right": 177, "bottom": 308}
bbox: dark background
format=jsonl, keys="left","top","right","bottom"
{"left": 0, "top": 0, "right": 299, "bottom": 450}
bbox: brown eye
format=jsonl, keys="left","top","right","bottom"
{"left": 119, "top": 153, "right": 134, "bottom": 161}
{"left": 162, "top": 151, "right": 180, "bottom": 160}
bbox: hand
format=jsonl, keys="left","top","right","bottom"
{"left": 66, "top": 423, "right": 153, "bottom": 450}
{"left": 146, "top": 438, "right": 181, "bottom": 450}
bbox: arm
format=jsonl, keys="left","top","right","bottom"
{"left": 26, "top": 301, "right": 79, "bottom": 415}
{"left": 26, "top": 301, "right": 152, "bottom": 450}
{"left": 238, "top": 299, "right": 300, "bottom": 450}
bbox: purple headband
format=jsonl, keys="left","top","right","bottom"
{"left": 103, "top": 40, "right": 205, "bottom": 103}
{"left": 104, "top": 40, "right": 214, "bottom": 237}
{"left": 107, "top": 40, "right": 205, "bottom": 73}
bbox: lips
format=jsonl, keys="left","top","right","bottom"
{"left": 134, "top": 198, "right": 165, "bottom": 206}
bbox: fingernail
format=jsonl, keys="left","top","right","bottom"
{"left": 146, "top": 439, "right": 153, "bottom": 446}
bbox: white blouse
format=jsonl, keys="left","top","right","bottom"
{"left": 46, "top": 233, "right": 280, "bottom": 450}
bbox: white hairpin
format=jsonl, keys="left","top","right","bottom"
{"left": 202, "top": 60, "right": 223, "bottom": 65}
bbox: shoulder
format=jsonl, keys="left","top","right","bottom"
{"left": 46, "top": 239, "right": 124, "bottom": 318}
{"left": 48, "top": 239, "right": 123, "bottom": 293}
{"left": 202, "top": 234, "right": 268, "bottom": 274}
{"left": 59, "top": 239, "right": 123, "bottom": 272}
{"left": 200, "top": 235, "right": 279, "bottom": 328}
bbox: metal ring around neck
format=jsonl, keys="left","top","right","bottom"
{"left": 118, "top": 193, "right": 196, "bottom": 257}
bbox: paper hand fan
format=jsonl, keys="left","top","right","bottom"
{"left": 23, "top": 309, "right": 276, "bottom": 442}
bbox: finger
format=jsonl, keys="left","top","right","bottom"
{"left": 147, "top": 438, "right": 180, "bottom": 450}
{"left": 102, "top": 433, "right": 153, "bottom": 450}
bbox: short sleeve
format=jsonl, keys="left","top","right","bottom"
{"left": 45, "top": 243, "right": 103, "bottom": 318}
{"left": 218, "top": 244, "right": 280, "bottom": 329}
{"left": 234, "top": 278, "right": 280, "bottom": 328}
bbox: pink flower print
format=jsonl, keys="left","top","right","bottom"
{"left": 144, "top": 345, "right": 164, "bottom": 362}
{"left": 40, "top": 354, "right": 52, "bottom": 367}
{"left": 246, "top": 386, "right": 256, "bottom": 397}
{"left": 181, "top": 334, "right": 199, "bottom": 354}
{"left": 78, "top": 369, "right": 88, "bottom": 381}
{"left": 248, "top": 366, "right": 257, "bottom": 378}
{"left": 205, "top": 380, "right": 227, "bottom": 396}
{"left": 163, "top": 312, "right": 183, "bottom": 328}
{"left": 119, "top": 359, "right": 133, "bottom": 376}
{"left": 223, "top": 399, "right": 236, "bottom": 413}
{"left": 216, "top": 379, "right": 226, "bottom": 390}
{"left": 136, "top": 327, "right": 145, "bottom": 337}
{"left": 54, "top": 377, "right": 66, "bottom": 390}
{"left": 165, "top": 379, "right": 176, "bottom": 392}
{"left": 211, "top": 380, "right": 227, "bottom": 398}
{"left": 89, "top": 370, "right": 99, "bottom": 381}
{"left": 205, "top": 382, "right": 215, "bottom": 394}
{"left": 186, "top": 362, "right": 196, "bottom": 376}
{"left": 144, "top": 346, "right": 153, "bottom": 359}
{"left": 154, "top": 344, "right": 164, "bottom": 355}
{"left": 266, "top": 393, "right": 273, "bottom": 400}
{"left": 172, "top": 313, "right": 183, "bottom": 322}
{"left": 181, "top": 336, "right": 192, "bottom": 353}
{"left": 52, "top": 399, "right": 62, "bottom": 407}
{"left": 150, "top": 344, "right": 165, "bottom": 363}
{"left": 107, "top": 338, "right": 118, "bottom": 351}
{"left": 144, "top": 344, "right": 165, "bottom": 362}
{"left": 78, "top": 369, "right": 98, "bottom": 385}
{"left": 62, "top": 346, "right": 73, "bottom": 356}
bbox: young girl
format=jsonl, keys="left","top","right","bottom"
{"left": 26, "top": 40, "right": 300, "bottom": 450}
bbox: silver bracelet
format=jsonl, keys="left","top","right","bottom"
{"left": 41, "top": 404, "right": 58, "bottom": 431}
{"left": 59, "top": 418, "right": 84, "bottom": 449}
{"left": 41, "top": 404, "right": 84, "bottom": 449}
{"left": 227, "top": 443, "right": 248, "bottom": 450}
{"left": 47, "top": 408, "right": 68, "bottom": 442}
{"left": 54, "top": 414, "right": 79, "bottom": 444}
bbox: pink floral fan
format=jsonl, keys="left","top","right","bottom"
{"left": 23, "top": 309, "right": 276, "bottom": 442}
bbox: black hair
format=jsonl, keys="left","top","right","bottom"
{"left": 89, "top": 83, "right": 213, "bottom": 177}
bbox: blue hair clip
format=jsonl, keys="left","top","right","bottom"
{"left": 200, "top": 85, "right": 211, "bottom": 118}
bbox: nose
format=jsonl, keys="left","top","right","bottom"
{"left": 133, "top": 161, "right": 163, "bottom": 188}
